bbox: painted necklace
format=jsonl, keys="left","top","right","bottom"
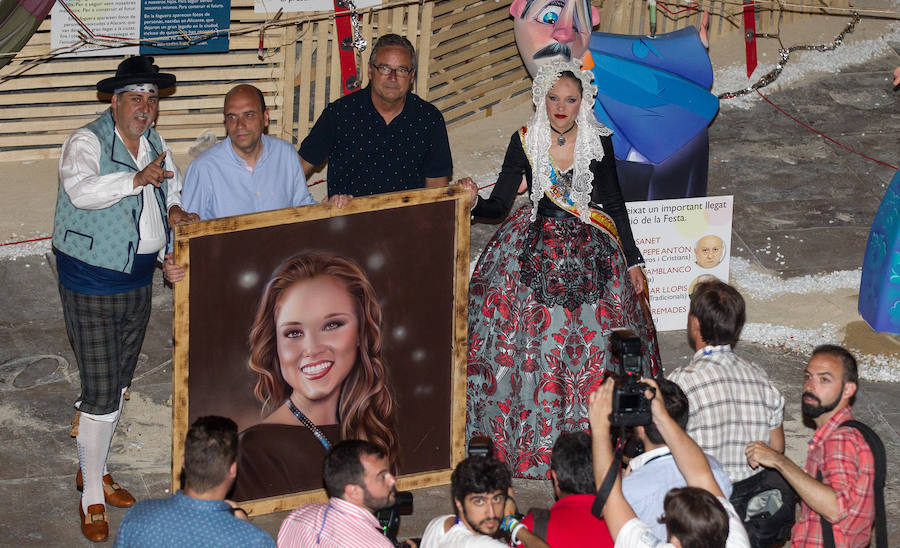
{"left": 286, "top": 398, "right": 332, "bottom": 450}
{"left": 551, "top": 122, "right": 576, "bottom": 146}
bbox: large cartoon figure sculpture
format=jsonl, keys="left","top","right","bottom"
{"left": 859, "top": 169, "right": 900, "bottom": 333}
{"left": 511, "top": 0, "right": 719, "bottom": 201}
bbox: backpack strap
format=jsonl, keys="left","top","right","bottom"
{"left": 817, "top": 420, "right": 886, "bottom": 548}
{"left": 526, "top": 507, "right": 550, "bottom": 541}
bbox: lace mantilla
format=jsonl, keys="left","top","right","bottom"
{"left": 525, "top": 59, "right": 612, "bottom": 224}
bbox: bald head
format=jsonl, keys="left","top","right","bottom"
{"left": 223, "top": 84, "right": 269, "bottom": 164}
{"left": 695, "top": 234, "right": 724, "bottom": 269}
{"left": 225, "top": 84, "right": 266, "bottom": 112}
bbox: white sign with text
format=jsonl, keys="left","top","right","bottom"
{"left": 626, "top": 196, "right": 734, "bottom": 331}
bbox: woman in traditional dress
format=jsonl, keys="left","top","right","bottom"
{"left": 230, "top": 252, "right": 398, "bottom": 501}
{"left": 458, "top": 60, "right": 660, "bottom": 479}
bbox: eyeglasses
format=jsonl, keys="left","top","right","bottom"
{"left": 371, "top": 64, "right": 412, "bottom": 77}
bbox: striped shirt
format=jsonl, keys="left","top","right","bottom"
{"left": 791, "top": 407, "right": 875, "bottom": 548}
{"left": 277, "top": 497, "right": 393, "bottom": 548}
{"left": 667, "top": 345, "right": 784, "bottom": 482}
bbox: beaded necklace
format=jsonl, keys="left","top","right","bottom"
{"left": 286, "top": 398, "right": 332, "bottom": 450}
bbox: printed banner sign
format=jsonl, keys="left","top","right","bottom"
{"left": 51, "top": 0, "right": 229, "bottom": 57}
{"left": 626, "top": 196, "right": 734, "bottom": 331}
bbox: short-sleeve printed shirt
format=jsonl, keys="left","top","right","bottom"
{"left": 298, "top": 86, "right": 453, "bottom": 197}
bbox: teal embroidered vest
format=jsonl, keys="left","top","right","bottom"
{"left": 52, "top": 109, "right": 168, "bottom": 273}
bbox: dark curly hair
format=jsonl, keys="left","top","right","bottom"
{"left": 451, "top": 455, "right": 512, "bottom": 507}
{"left": 248, "top": 252, "right": 398, "bottom": 463}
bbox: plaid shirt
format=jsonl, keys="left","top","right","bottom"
{"left": 668, "top": 345, "right": 784, "bottom": 482}
{"left": 791, "top": 407, "right": 875, "bottom": 548}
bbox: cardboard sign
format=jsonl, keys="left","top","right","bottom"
{"left": 626, "top": 196, "right": 734, "bottom": 331}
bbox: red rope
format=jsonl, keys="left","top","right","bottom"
{"left": 756, "top": 89, "right": 898, "bottom": 171}
{"left": 0, "top": 236, "right": 51, "bottom": 248}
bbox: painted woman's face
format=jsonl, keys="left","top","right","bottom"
{"left": 545, "top": 77, "right": 582, "bottom": 132}
{"left": 275, "top": 275, "right": 359, "bottom": 414}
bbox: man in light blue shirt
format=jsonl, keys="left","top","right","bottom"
{"left": 165, "top": 84, "right": 349, "bottom": 282}
{"left": 182, "top": 84, "right": 317, "bottom": 220}
{"left": 621, "top": 378, "right": 732, "bottom": 541}
{"left": 114, "top": 416, "right": 274, "bottom": 547}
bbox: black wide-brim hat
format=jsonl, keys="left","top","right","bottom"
{"left": 96, "top": 55, "right": 176, "bottom": 94}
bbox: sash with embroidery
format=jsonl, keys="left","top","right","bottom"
{"left": 518, "top": 126, "right": 653, "bottom": 322}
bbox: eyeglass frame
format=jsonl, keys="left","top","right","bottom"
{"left": 370, "top": 63, "right": 414, "bottom": 77}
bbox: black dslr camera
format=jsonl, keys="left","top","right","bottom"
{"left": 608, "top": 329, "right": 654, "bottom": 427}
{"left": 377, "top": 490, "right": 414, "bottom": 548}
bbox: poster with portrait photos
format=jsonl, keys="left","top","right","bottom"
{"left": 171, "top": 186, "right": 470, "bottom": 515}
{"left": 626, "top": 196, "right": 733, "bottom": 331}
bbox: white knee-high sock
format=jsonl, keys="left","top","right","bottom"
{"left": 77, "top": 414, "right": 115, "bottom": 512}
{"left": 102, "top": 387, "right": 128, "bottom": 477}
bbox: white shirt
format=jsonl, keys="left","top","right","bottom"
{"left": 615, "top": 497, "right": 750, "bottom": 548}
{"left": 420, "top": 515, "right": 507, "bottom": 548}
{"left": 59, "top": 126, "right": 184, "bottom": 255}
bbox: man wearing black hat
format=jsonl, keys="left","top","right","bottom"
{"left": 52, "top": 55, "right": 199, "bottom": 542}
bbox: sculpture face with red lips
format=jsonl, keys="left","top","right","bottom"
{"left": 511, "top": 0, "right": 600, "bottom": 77}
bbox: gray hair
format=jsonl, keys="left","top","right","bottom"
{"left": 370, "top": 34, "right": 417, "bottom": 73}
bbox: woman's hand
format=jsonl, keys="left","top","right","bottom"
{"left": 627, "top": 265, "right": 646, "bottom": 296}
{"left": 454, "top": 177, "right": 479, "bottom": 209}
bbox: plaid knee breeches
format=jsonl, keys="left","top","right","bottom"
{"left": 58, "top": 282, "right": 152, "bottom": 415}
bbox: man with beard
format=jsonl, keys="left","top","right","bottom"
{"left": 746, "top": 346, "right": 876, "bottom": 548}
{"left": 420, "top": 455, "right": 550, "bottom": 547}
{"left": 278, "top": 440, "right": 409, "bottom": 547}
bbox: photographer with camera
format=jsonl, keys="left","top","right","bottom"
{"left": 588, "top": 378, "right": 751, "bottom": 547}
{"left": 620, "top": 378, "right": 732, "bottom": 542}
{"left": 277, "top": 440, "right": 415, "bottom": 548}
{"left": 420, "top": 455, "right": 550, "bottom": 547}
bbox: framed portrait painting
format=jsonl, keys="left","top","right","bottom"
{"left": 171, "top": 186, "right": 470, "bottom": 514}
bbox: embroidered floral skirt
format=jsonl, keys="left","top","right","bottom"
{"left": 467, "top": 205, "right": 661, "bottom": 479}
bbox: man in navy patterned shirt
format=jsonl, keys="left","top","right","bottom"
{"left": 299, "top": 34, "right": 453, "bottom": 197}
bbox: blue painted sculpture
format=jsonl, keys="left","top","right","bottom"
{"left": 859, "top": 169, "right": 900, "bottom": 333}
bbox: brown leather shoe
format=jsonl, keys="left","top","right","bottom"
{"left": 79, "top": 503, "right": 109, "bottom": 542}
{"left": 76, "top": 469, "right": 136, "bottom": 508}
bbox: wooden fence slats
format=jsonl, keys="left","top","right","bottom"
{"left": 0, "top": 0, "right": 853, "bottom": 162}
{"left": 430, "top": 19, "right": 513, "bottom": 58}
{"left": 313, "top": 20, "right": 330, "bottom": 118}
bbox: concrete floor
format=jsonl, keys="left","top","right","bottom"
{"left": 2, "top": 44, "right": 900, "bottom": 547}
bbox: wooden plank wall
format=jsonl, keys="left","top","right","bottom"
{"left": 597, "top": 0, "right": 852, "bottom": 39}
{"left": 0, "top": 0, "right": 854, "bottom": 162}
{"left": 0, "top": 0, "right": 292, "bottom": 162}
{"left": 289, "top": 0, "right": 529, "bottom": 138}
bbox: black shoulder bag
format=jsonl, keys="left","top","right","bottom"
{"left": 817, "top": 420, "right": 886, "bottom": 548}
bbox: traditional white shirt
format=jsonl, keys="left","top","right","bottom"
{"left": 59, "top": 126, "right": 184, "bottom": 255}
